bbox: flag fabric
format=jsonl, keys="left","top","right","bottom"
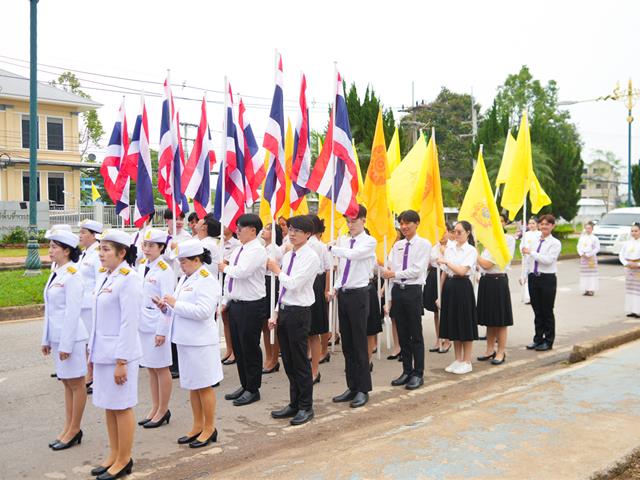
{"left": 130, "top": 100, "right": 154, "bottom": 228}
{"left": 283, "top": 118, "right": 294, "bottom": 216}
{"left": 530, "top": 175, "right": 552, "bottom": 213}
{"left": 100, "top": 99, "right": 128, "bottom": 204}
{"left": 501, "top": 111, "right": 534, "bottom": 220}
{"left": 387, "top": 127, "right": 401, "bottom": 176}
{"left": 263, "top": 53, "right": 287, "bottom": 219}
{"left": 290, "top": 74, "right": 311, "bottom": 210}
{"left": 317, "top": 194, "right": 346, "bottom": 243}
{"left": 417, "top": 130, "right": 446, "bottom": 245}
{"left": 495, "top": 131, "right": 517, "bottom": 187}
{"left": 388, "top": 134, "right": 428, "bottom": 213}
{"left": 362, "top": 109, "right": 396, "bottom": 263}
{"left": 110, "top": 101, "right": 133, "bottom": 224}
{"left": 238, "top": 99, "right": 263, "bottom": 204}
{"left": 183, "top": 98, "right": 216, "bottom": 219}
{"left": 91, "top": 182, "right": 101, "bottom": 202}
{"left": 259, "top": 151, "right": 273, "bottom": 225}
{"left": 459, "top": 149, "right": 512, "bottom": 270}
{"left": 352, "top": 140, "right": 365, "bottom": 204}
{"left": 174, "top": 111, "right": 189, "bottom": 213}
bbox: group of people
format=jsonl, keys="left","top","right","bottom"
{"left": 48, "top": 201, "right": 632, "bottom": 479}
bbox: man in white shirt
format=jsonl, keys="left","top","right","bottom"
{"left": 330, "top": 205, "right": 377, "bottom": 408}
{"left": 382, "top": 210, "right": 431, "bottom": 390}
{"left": 267, "top": 215, "right": 320, "bottom": 426}
{"left": 219, "top": 214, "right": 268, "bottom": 406}
{"left": 521, "top": 214, "right": 561, "bottom": 351}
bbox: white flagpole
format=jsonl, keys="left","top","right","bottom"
{"left": 218, "top": 76, "right": 228, "bottom": 316}
{"left": 383, "top": 235, "right": 391, "bottom": 350}
{"left": 329, "top": 62, "right": 337, "bottom": 348}
{"left": 269, "top": 50, "right": 279, "bottom": 346}
{"left": 376, "top": 266, "right": 382, "bottom": 360}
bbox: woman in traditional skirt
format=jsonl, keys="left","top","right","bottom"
{"left": 424, "top": 229, "right": 453, "bottom": 354}
{"left": 519, "top": 217, "right": 541, "bottom": 304}
{"left": 261, "top": 222, "right": 283, "bottom": 374}
{"left": 619, "top": 222, "right": 640, "bottom": 318}
{"left": 437, "top": 221, "right": 478, "bottom": 375}
{"left": 42, "top": 228, "right": 88, "bottom": 451}
{"left": 156, "top": 239, "right": 223, "bottom": 448}
{"left": 577, "top": 221, "right": 600, "bottom": 296}
{"left": 476, "top": 215, "right": 516, "bottom": 366}
{"left": 89, "top": 230, "right": 142, "bottom": 479}
{"left": 137, "top": 229, "right": 175, "bottom": 429}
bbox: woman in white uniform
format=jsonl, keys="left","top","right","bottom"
{"left": 519, "top": 217, "right": 541, "bottom": 304}
{"left": 577, "top": 221, "right": 600, "bottom": 296}
{"left": 88, "top": 230, "right": 142, "bottom": 479}
{"left": 137, "top": 229, "right": 175, "bottom": 429}
{"left": 261, "top": 222, "right": 283, "bottom": 374}
{"left": 221, "top": 226, "right": 241, "bottom": 365}
{"left": 156, "top": 239, "right": 223, "bottom": 449}
{"left": 619, "top": 222, "right": 640, "bottom": 318}
{"left": 196, "top": 215, "right": 222, "bottom": 275}
{"left": 42, "top": 228, "right": 88, "bottom": 451}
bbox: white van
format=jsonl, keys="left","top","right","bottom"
{"left": 593, "top": 207, "right": 640, "bottom": 254}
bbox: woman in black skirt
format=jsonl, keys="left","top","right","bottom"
{"left": 476, "top": 214, "right": 515, "bottom": 365}
{"left": 261, "top": 222, "right": 283, "bottom": 374}
{"left": 367, "top": 267, "right": 383, "bottom": 367}
{"left": 437, "top": 221, "right": 478, "bottom": 375}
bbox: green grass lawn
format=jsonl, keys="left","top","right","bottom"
{"left": 0, "top": 269, "right": 48, "bottom": 307}
{"left": 0, "top": 248, "right": 49, "bottom": 258}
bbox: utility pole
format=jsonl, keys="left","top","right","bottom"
{"left": 179, "top": 121, "right": 198, "bottom": 154}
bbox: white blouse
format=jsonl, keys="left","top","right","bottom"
{"left": 442, "top": 242, "right": 477, "bottom": 277}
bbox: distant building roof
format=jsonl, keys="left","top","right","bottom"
{"left": 578, "top": 198, "right": 606, "bottom": 206}
{"left": 0, "top": 68, "right": 101, "bottom": 111}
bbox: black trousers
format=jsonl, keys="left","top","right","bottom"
{"left": 528, "top": 273, "right": 557, "bottom": 345}
{"left": 228, "top": 299, "right": 266, "bottom": 393}
{"left": 390, "top": 284, "right": 425, "bottom": 377}
{"left": 170, "top": 343, "right": 179, "bottom": 374}
{"left": 337, "top": 288, "right": 372, "bottom": 393}
{"left": 277, "top": 305, "right": 313, "bottom": 410}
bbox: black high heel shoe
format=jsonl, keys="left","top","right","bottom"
{"left": 189, "top": 429, "right": 218, "bottom": 448}
{"left": 48, "top": 438, "right": 60, "bottom": 448}
{"left": 143, "top": 410, "right": 171, "bottom": 428}
{"left": 477, "top": 351, "right": 496, "bottom": 362}
{"left": 137, "top": 417, "right": 152, "bottom": 426}
{"left": 97, "top": 458, "right": 133, "bottom": 480}
{"left": 51, "top": 430, "right": 82, "bottom": 451}
{"left": 313, "top": 372, "right": 321, "bottom": 384}
{"left": 262, "top": 362, "right": 280, "bottom": 374}
{"left": 386, "top": 352, "right": 401, "bottom": 360}
{"left": 91, "top": 465, "right": 110, "bottom": 476}
{"left": 177, "top": 432, "right": 201, "bottom": 444}
{"left": 319, "top": 353, "right": 331, "bottom": 364}
{"left": 491, "top": 353, "right": 506, "bottom": 365}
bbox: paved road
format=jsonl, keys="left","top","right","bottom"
{"left": 0, "top": 257, "right": 635, "bottom": 479}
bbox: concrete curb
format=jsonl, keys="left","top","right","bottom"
{"left": 569, "top": 326, "right": 640, "bottom": 363}
{"left": 0, "top": 304, "right": 44, "bottom": 322}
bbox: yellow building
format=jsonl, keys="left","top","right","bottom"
{"left": 0, "top": 68, "right": 101, "bottom": 210}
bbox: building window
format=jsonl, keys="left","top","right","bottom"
{"left": 21, "top": 115, "right": 39, "bottom": 149}
{"left": 22, "top": 171, "right": 41, "bottom": 201}
{"left": 580, "top": 184, "right": 586, "bottom": 189}
{"left": 582, "top": 168, "right": 587, "bottom": 174}
{"left": 47, "top": 117, "right": 64, "bottom": 151}
{"left": 48, "top": 172, "right": 65, "bottom": 207}
{"left": 595, "top": 183, "right": 603, "bottom": 189}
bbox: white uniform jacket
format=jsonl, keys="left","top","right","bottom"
{"left": 138, "top": 257, "right": 175, "bottom": 336}
{"left": 79, "top": 241, "right": 102, "bottom": 310}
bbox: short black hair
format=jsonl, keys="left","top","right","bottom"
{"left": 398, "top": 210, "right": 420, "bottom": 224}
{"left": 345, "top": 204, "right": 367, "bottom": 220}
{"left": 236, "top": 214, "right": 262, "bottom": 235}
{"left": 308, "top": 215, "right": 325, "bottom": 235}
{"left": 163, "top": 209, "right": 185, "bottom": 220}
{"left": 287, "top": 215, "right": 314, "bottom": 234}
{"left": 538, "top": 214, "right": 556, "bottom": 225}
{"left": 203, "top": 217, "right": 221, "bottom": 238}
{"left": 187, "top": 212, "right": 199, "bottom": 223}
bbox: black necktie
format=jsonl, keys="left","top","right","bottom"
{"left": 47, "top": 272, "right": 57, "bottom": 289}
{"left": 144, "top": 266, "right": 150, "bottom": 277}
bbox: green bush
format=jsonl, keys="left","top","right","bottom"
{"left": 553, "top": 224, "right": 574, "bottom": 239}
{"left": 0, "top": 227, "right": 28, "bottom": 244}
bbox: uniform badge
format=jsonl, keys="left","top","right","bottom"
{"left": 66, "top": 266, "right": 77, "bottom": 274}
{"left": 158, "top": 260, "right": 168, "bottom": 271}
{"left": 119, "top": 267, "right": 130, "bottom": 275}
{"left": 200, "top": 269, "right": 210, "bottom": 277}
{"left": 99, "top": 267, "right": 107, "bottom": 273}
{"left": 139, "top": 258, "right": 147, "bottom": 264}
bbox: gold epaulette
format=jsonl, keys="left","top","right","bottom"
{"left": 66, "top": 266, "right": 77, "bottom": 274}
{"left": 98, "top": 267, "right": 107, "bottom": 273}
{"left": 158, "top": 260, "right": 168, "bottom": 271}
{"left": 200, "top": 269, "right": 210, "bottom": 277}
{"left": 119, "top": 267, "right": 130, "bottom": 275}
{"left": 139, "top": 258, "right": 147, "bottom": 264}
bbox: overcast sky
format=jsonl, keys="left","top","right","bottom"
{"left": 4, "top": 0, "right": 640, "bottom": 184}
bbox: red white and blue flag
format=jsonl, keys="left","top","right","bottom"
{"left": 100, "top": 99, "right": 128, "bottom": 205}
{"left": 262, "top": 53, "right": 287, "bottom": 218}
{"left": 183, "top": 98, "right": 216, "bottom": 218}
{"left": 290, "top": 74, "right": 311, "bottom": 210}
{"left": 238, "top": 99, "right": 264, "bottom": 204}
{"left": 130, "top": 99, "right": 154, "bottom": 228}
{"left": 307, "top": 72, "right": 359, "bottom": 217}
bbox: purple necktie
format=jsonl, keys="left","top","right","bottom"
{"left": 340, "top": 238, "right": 356, "bottom": 286}
{"left": 279, "top": 252, "right": 297, "bottom": 301}
{"left": 533, "top": 239, "right": 545, "bottom": 274}
{"left": 227, "top": 246, "right": 244, "bottom": 292}
{"left": 401, "top": 241, "right": 410, "bottom": 282}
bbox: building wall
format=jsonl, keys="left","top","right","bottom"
{"left": 580, "top": 160, "right": 620, "bottom": 209}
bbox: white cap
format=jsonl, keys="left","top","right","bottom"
{"left": 78, "top": 219, "right": 104, "bottom": 234}
{"left": 45, "top": 228, "right": 79, "bottom": 248}
{"left": 99, "top": 229, "right": 132, "bottom": 247}
{"left": 50, "top": 224, "right": 72, "bottom": 232}
{"left": 143, "top": 228, "right": 168, "bottom": 244}
{"left": 176, "top": 239, "right": 204, "bottom": 259}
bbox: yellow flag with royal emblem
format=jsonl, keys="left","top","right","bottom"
{"left": 352, "top": 140, "right": 366, "bottom": 205}
{"left": 388, "top": 134, "right": 428, "bottom": 213}
{"left": 495, "top": 131, "right": 517, "bottom": 187}
{"left": 459, "top": 148, "right": 512, "bottom": 270}
{"left": 387, "top": 127, "right": 401, "bottom": 176}
{"left": 416, "top": 130, "right": 446, "bottom": 245}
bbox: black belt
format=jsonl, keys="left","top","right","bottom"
{"left": 447, "top": 275, "right": 469, "bottom": 279}
{"left": 482, "top": 273, "right": 506, "bottom": 278}
{"left": 230, "top": 298, "right": 264, "bottom": 305}
{"left": 529, "top": 272, "right": 556, "bottom": 277}
{"left": 392, "top": 283, "right": 421, "bottom": 290}
{"left": 278, "top": 304, "right": 311, "bottom": 311}
{"left": 339, "top": 286, "right": 369, "bottom": 294}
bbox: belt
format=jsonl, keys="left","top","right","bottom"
{"left": 392, "top": 283, "right": 422, "bottom": 290}
{"left": 482, "top": 273, "right": 506, "bottom": 278}
{"left": 339, "top": 286, "right": 369, "bottom": 294}
{"left": 230, "top": 298, "right": 264, "bottom": 305}
{"left": 447, "top": 275, "right": 469, "bottom": 279}
{"left": 278, "top": 304, "right": 311, "bottom": 311}
{"left": 529, "top": 272, "right": 556, "bottom": 277}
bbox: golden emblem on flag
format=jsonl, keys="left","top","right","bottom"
{"left": 471, "top": 201, "right": 492, "bottom": 228}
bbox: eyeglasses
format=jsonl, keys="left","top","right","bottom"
{"left": 289, "top": 227, "right": 304, "bottom": 235}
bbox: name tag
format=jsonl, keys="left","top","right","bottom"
{"left": 50, "top": 282, "right": 64, "bottom": 288}
{"left": 182, "top": 287, "right": 193, "bottom": 292}
{"left": 99, "top": 287, "right": 113, "bottom": 294}
{"left": 146, "top": 278, "right": 157, "bottom": 285}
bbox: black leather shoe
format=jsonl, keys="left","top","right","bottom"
{"left": 143, "top": 410, "right": 171, "bottom": 428}
{"left": 137, "top": 418, "right": 151, "bottom": 426}
{"left": 405, "top": 376, "right": 424, "bottom": 390}
{"left": 90, "top": 465, "right": 110, "bottom": 476}
{"left": 224, "top": 387, "right": 245, "bottom": 401}
{"left": 319, "top": 353, "right": 331, "bottom": 364}
{"left": 222, "top": 357, "right": 237, "bottom": 365}
{"left": 313, "top": 372, "right": 321, "bottom": 384}
{"left": 477, "top": 351, "right": 496, "bottom": 361}
{"left": 170, "top": 371, "right": 180, "bottom": 379}
{"left": 48, "top": 438, "right": 60, "bottom": 448}
{"left": 350, "top": 392, "right": 369, "bottom": 408}
{"left": 386, "top": 352, "right": 401, "bottom": 360}
{"left": 332, "top": 389, "right": 356, "bottom": 402}
{"left": 177, "top": 432, "right": 201, "bottom": 444}
{"left": 189, "top": 429, "right": 218, "bottom": 448}
{"left": 491, "top": 353, "right": 507, "bottom": 365}
{"left": 535, "top": 342, "right": 552, "bottom": 351}
{"left": 262, "top": 362, "right": 280, "bottom": 374}
{"left": 233, "top": 390, "right": 260, "bottom": 406}
{"left": 97, "top": 458, "right": 133, "bottom": 479}
{"left": 391, "top": 373, "right": 410, "bottom": 386}
{"left": 290, "top": 409, "right": 314, "bottom": 426}
{"left": 51, "top": 430, "right": 82, "bottom": 450}
{"left": 50, "top": 372, "right": 58, "bottom": 378}
{"left": 428, "top": 347, "right": 440, "bottom": 353}
{"left": 526, "top": 342, "right": 541, "bottom": 350}
{"left": 271, "top": 405, "right": 298, "bottom": 419}
{"left": 86, "top": 385, "right": 93, "bottom": 395}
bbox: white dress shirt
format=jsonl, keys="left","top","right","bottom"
{"left": 520, "top": 230, "right": 542, "bottom": 273}
{"left": 389, "top": 235, "right": 431, "bottom": 285}
{"left": 138, "top": 257, "right": 175, "bottom": 336}
{"left": 278, "top": 243, "right": 321, "bottom": 307}
{"left": 308, "top": 236, "right": 332, "bottom": 275}
{"left": 223, "top": 237, "right": 267, "bottom": 302}
{"left": 164, "top": 229, "right": 194, "bottom": 278}
{"left": 442, "top": 242, "right": 477, "bottom": 277}
{"left": 479, "top": 234, "right": 516, "bottom": 274}
{"left": 528, "top": 235, "right": 561, "bottom": 274}
{"left": 577, "top": 233, "right": 600, "bottom": 257}
{"left": 223, "top": 236, "right": 242, "bottom": 262}
{"left": 619, "top": 238, "right": 640, "bottom": 265}
{"left": 78, "top": 241, "right": 101, "bottom": 310}
{"left": 199, "top": 236, "right": 222, "bottom": 276}
{"left": 332, "top": 231, "right": 377, "bottom": 289}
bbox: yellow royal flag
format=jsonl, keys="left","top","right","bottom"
{"left": 259, "top": 150, "right": 273, "bottom": 225}
{"left": 388, "top": 134, "right": 428, "bottom": 213}
{"left": 281, "top": 118, "right": 294, "bottom": 218}
{"left": 495, "top": 131, "right": 517, "bottom": 187}
{"left": 530, "top": 175, "right": 551, "bottom": 213}
{"left": 387, "top": 127, "right": 401, "bottom": 177}
{"left": 352, "top": 140, "right": 365, "bottom": 205}
{"left": 459, "top": 148, "right": 512, "bottom": 270}
{"left": 91, "top": 182, "right": 101, "bottom": 202}
{"left": 317, "top": 194, "right": 346, "bottom": 243}
{"left": 363, "top": 109, "right": 396, "bottom": 263}
{"left": 417, "top": 130, "right": 446, "bottom": 245}
{"left": 501, "top": 111, "right": 534, "bottom": 220}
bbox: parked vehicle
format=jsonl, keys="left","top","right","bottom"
{"left": 593, "top": 207, "right": 640, "bottom": 254}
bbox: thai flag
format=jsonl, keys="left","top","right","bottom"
{"left": 262, "top": 53, "right": 287, "bottom": 218}
{"left": 307, "top": 72, "right": 359, "bottom": 217}
{"left": 290, "top": 74, "right": 311, "bottom": 210}
{"left": 100, "top": 99, "right": 128, "bottom": 205}
{"left": 238, "top": 99, "right": 264, "bottom": 204}
{"left": 131, "top": 100, "right": 154, "bottom": 228}
{"left": 183, "top": 98, "right": 216, "bottom": 218}
{"left": 213, "top": 83, "right": 247, "bottom": 232}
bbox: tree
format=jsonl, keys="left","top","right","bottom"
{"left": 631, "top": 164, "right": 640, "bottom": 206}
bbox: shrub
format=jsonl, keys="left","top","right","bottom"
{"left": 0, "top": 227, "right": 28, "bottom": 244}
{"left": 554, "top": 224, "right": 574, "bottom": 239}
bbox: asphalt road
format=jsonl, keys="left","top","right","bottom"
{"left": 0, "top": 257, "right": 636, "bottom": 479}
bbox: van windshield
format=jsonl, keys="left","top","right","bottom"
{"left": 598, "top": 213, "right": 640, "bottom": 226}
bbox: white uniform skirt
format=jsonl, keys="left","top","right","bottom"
{"left": 139, "top": 331, "right": 172, "bottom": 368}
{"left": 625, "top": 267, "right": 640, "bottom": 314}
{"left": 92, "top": 362, "right": 139, "bottom": 410}
{"left": 177, "top": 344, "right": 223, "bottom": 390}
{"left": 80, "top": 308, "right": 93, "bottom": 337}
{"left": 51, "top": 341, "right": 87, "bottom": 379}
{"left": 579, "top": 256, "right": 599, "bottom": 293}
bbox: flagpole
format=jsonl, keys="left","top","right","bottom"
{"left": 383, "top": 235, "right": 391, "bottom": 350}
{"left": 219, "top": 76, "right": 228, "bottom": 306}
{"left": 433, "top": 127, "right": 443, "bottom": 342}
{"left": 329, "top": 62, "right": 338, "bottom": 348}
{"left": 520, "top": 111, "right": 528, "bottom": 296}
{"left": 269, "top": 50, "right": 278, "bottom": 346}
